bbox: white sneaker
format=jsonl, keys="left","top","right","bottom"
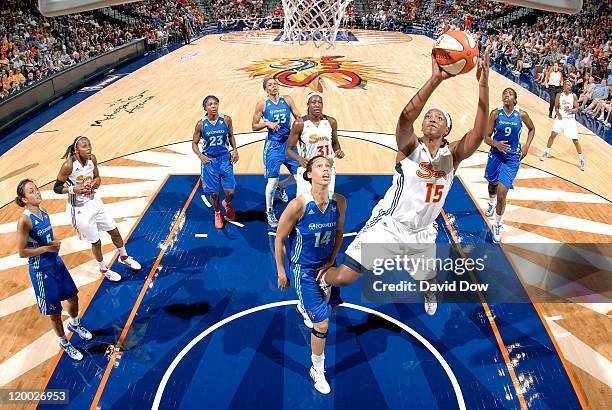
{"left": 424, "top": 291, "right": 437, "bottom": 316}
{"left": 276, "top": 186, "right": 289, "bottom": 203}
{"left": 296, "top": 303, "right": 313, "bottom": 329}
{"left": 309, "top": 366, "right": 331, "bottom": 394}
{"left": 61, "top": 341, "right": 83, "bottom": 361}
{"left": 68, "top": 323, "right": 92, "bottom": 340}
{"left": 539, "top": 151, "right": 549, "bottom": 161}
{"left": 492, "top": 223, "right": 502, "bottom": 243}
{"left": 118, "top": 255, "right": 141, "bottom": 271}
{"left": 101, "top": 268, "right": 121, "bottom": 282}
{"left": 484, "top": 202, "right": 496, "bottom": 218}
{"left": 579, "top": 159, "right": 585, "bottom": 171}
{"left": 266, "top": 210, "right": 278, "bottom": 228}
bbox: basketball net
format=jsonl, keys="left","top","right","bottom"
{"left": 280, "top": 0, "right": 353, "bottom": 47}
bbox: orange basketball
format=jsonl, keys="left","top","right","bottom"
{"left": 432, "top": 30, "right": 479, "bottom": 76}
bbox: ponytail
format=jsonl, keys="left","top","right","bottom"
{"left": 15, "top": 179, "right": 32, "bottom": 207}
{"left": 62, "top": 136, "right": 86, "bottom": 159}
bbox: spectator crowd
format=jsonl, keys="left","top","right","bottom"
{"left": 1, "top": 0, "right": 611, "bottom": 126}
{"left": 0, "top": 0, "right": 205, "bottom": 101}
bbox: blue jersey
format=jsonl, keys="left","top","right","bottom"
{"left": 492, "top": 107, "right": 522, "bottom": 156}
{"left": 201, "top": 114, "right": 230, "bottom": 157}
{"left": 263, "top": 96, "right": 291, "bottom": 143}
{"left": 25, "top": 208, "right": 56, "bottom": 270}
{"left": 289, "top": 192, "right": 339, "bottom": 270}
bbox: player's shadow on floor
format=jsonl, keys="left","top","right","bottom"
{"left": 329, "top": 313, "right": 402, "bottom": 376}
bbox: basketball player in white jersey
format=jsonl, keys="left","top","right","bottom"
{"left": 540, "top": 80, "right": 585, "bottom": 171}
{"left": 285, "top": 92, "right": 344, "bottom": 196}
{"left": 318, "top": 47, "right": 491, "bottom": 315}
{"left": 55, "top": 136, "right": 141, "bottom": 282}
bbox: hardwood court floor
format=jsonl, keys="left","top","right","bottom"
{"left": 0, "top": 31, "right": 609, "bottom": 408}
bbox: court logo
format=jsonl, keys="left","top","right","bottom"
{"left": 240, "top": 56, "right": 412, "bottom": 91}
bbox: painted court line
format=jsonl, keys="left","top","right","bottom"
{"left": 225, "top": 219, "right": 244, "bottom": 228}
{"left": 195, "top": 234, "right": 208, "bottom": 238}
{"left": 343, "top": 232, "right": 357, "bottom": 237}
{"left": 151, "top": 300, "right": 465, "bottom": 410}
{"left": 89, "top": 179, "right": 200, "bottom": 410}
{"left": 201, "top": 195, "right": 211, "bottom": 207}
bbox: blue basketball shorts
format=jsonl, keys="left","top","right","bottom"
{"left": 484, "top": 151, "right": 520, "bottom": 189}
{"left": 263, "top": 140, "right": 299, "bottom": 179}
{"left": 291, "top": 263, "right": 342, "bottom": 324}
{"left": 29, "top": 255, "right": 78, "bottom": 316}
{"left": 201, "top": 152, "right": 236, "bottom": 194}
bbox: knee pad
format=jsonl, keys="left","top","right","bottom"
{"left": 488, "top": 183, "right": 498, "bottom": 196}
{"left": 312, "top": 328, "right": 328, "bottom": 339}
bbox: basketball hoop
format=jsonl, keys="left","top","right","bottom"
{"left": 280, "top": 0, "right": 353, "bottom": 47}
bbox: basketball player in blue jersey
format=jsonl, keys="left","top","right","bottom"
{"left": 252, "top": 78, "right": 301, "bottom": 228}
{"left": 315, "top": 47, "right": 491, "bottom": 317}
{"left": 192, "top": 95, "right": 239, "bottom": 229}
{"left": 275, "top": 156, "right": 346, "bottom": 394}
{"left": 15, "top": 179, "right": 93, "bottom": 361}
{"left": 483, "top": 88, "right": 535, "bottom": 243}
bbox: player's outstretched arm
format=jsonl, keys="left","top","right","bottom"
{"left": 396, "top": 53, "right": 453, "bottom": 158}
{"left": 274, "top": 198, "right": 304, "bottom": 290}
{"left": 451, "top": 46, "right": 490, "bottom": 168}
{"left": 286, "top": 118, "right": 307, "bottom": 167}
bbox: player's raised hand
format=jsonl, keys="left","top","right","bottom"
{"left": 431, "top": 52, "right": 454, "bottom": 82}
{"left": 334, "top": 148, "right": 345, "bottom": 159}
{"left": 299, "top": 156, "right": 309, "bottom": 168}
{"left": 476, "top": 45, "right": 491, "bottom": 85}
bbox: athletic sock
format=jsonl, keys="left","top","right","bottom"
{"left": 118, "top": 246, "right": 127, "bottom": 257}
{"left": 60, "top": 336, "right": 68, "bottom": 345}
{"left": 494, "top": 212, "right": 503, "bottom": 225}
{"left": 98, "top": 260, "right": 107, "bottom": 271}
{"left": 69, "top": 316, "right": 79, "bottom": 326}
{"left": 265, "top": 178, "right": 278, "bottom": 211}
{"left": 578, "top": 153, "right": 584, "bottom": 161}
{"left": 311, "top": 353, "right": 325, "bottom": 372}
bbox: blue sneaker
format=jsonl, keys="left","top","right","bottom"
{"left": 68, "top": 323, "right": 92, "bottom": 340}
{"left": 485, "top": 202, "right": 496, "bottom": 218}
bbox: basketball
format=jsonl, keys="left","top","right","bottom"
{"left": 432, "top": 30, "right": 479, "bottom": 76}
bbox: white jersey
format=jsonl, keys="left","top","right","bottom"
{"left": 366, "top": 141, "right": 455, "bottom": 231}
{"left": 299, "top": 115, "right": 333, "bottom": 159}
{"left": 558, "top": 92, "right": 575, "bottom": 119}
{"left": 67, "top": 158, "right": 95, "bottom": 206}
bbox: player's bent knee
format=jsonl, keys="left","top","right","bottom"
{"left": 312, "top": 327, "right": 328, "bottom": 339}
{"left": 487, "top": 183, "right": 497, "bottom": 196}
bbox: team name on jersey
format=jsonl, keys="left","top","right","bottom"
{"left": 205, "top": 129, "right": 226, "bottom": 135}
{"left": 308, "top": 221, "right": 337, "bottom": 230}
{"left": 308, "top": 135, "right": 330, "bottom": 144}
{"left": 33, "top": 225, "right": 52, "bottom": 237}
{"left": 497, "top": 119, "right": 519, "bottom": 126}
{"left": 267, "top": 108, "right": 287, "bottom": 115}
{"left": 416, "top": 162, "right": 448, "bottom": 180}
